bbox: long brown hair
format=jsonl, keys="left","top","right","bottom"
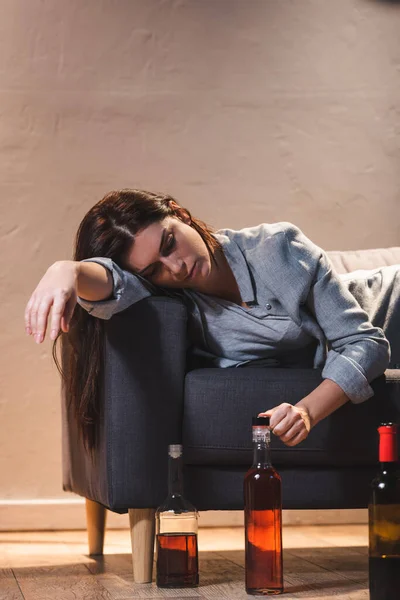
{"left": 53, "top": 189, "right": 220, "bottom": 458}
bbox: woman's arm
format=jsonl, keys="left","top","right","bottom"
{"left": 258, "top": 379, "right": 349, "bottom": 447}
{"left": 25, "top": 260, "right": 113, "bottom": 343}
{"left": 295, "top": 378, "right": 349, "bottom": 428}
{"left": 257, "top": 222, "right": 390, "bottom": 445}
{"left": 284, "top": 224, "right": 390, "bottom": 403}
{"left": 76, "top": 257, "right": 156, "bottom": 319}
{"left": 76, "top": 260, "right": 113, "bottom": 301}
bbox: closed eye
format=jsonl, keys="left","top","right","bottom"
{"left": 146, "top": 234, "right": 175, "bottom": 277}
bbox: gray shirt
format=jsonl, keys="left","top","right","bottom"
{"left": 77, "top": 221, "right": 391, "bottom": 404}
{"left": 179, "top": 289, "right": 318, "bottom": 369}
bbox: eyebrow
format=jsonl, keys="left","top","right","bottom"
{"left": 137, "top": 228, "right": 167, "bottom": 275}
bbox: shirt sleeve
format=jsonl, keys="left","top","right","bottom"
{"left": 284, "top": 224, "right": 390, "bottom": 403}
{"left": 76, "top": 257, "right": 156, "bottom": 320}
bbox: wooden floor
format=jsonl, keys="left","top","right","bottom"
{"left": 0, "top": 525, "right": 369, "bottom": 599}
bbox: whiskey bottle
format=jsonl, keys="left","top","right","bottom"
{"left": 155, "top": 444, "right": 199, "bottom": 587}
{"left": 244, "top": 416, "right": 283, "bottom": 595}
{"left": 369, "top": 422, "right": 400, "bottom": 600}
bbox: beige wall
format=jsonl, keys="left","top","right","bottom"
{"left": 1, "top": 0, "right": 399, "bottom": 529}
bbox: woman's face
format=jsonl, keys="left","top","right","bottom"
{"left": 124, "top": 215, "right": 213, "bottom": 289}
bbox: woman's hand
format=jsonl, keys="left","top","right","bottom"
{"left": 25, "top": 261, "right": 79, "bottom": 344}
{"left": 258, "top": 403, "right": 312, "bottom": 447}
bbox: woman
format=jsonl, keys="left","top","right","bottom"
{"left": 24, "top": 189, "right": 398, "bottom": 455}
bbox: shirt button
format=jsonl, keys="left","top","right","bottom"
{"left": 266, "top": 303, "right": 272, "bottom": 310}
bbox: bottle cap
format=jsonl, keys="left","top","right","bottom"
{"left": 168, "top": 444, "right": 183, "bottom": 458}
{"left": 378, "top": 423, "right": 398, "bottom": 433}
{"left": 252, "top": 416, "right": 270, "bottom": 426}
{"left": 378, "top": 423, "right": 398, "bottom": 463}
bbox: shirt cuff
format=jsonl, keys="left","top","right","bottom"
{"left": 77, "top": 257, "right": 152, "bottom": 320}
{"left": 321, "top": 350, "right": 374, "bottom": 404}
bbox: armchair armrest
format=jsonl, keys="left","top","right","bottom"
{"left": 62, "top": 296, "right": 188, "bottom": 512}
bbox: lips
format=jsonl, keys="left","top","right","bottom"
{"left": 187, "top": 262, "right": 197, "bottom": 280}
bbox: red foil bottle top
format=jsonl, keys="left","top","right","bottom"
{"left": 378, "top": 423, "right": 399, "bottom": 463}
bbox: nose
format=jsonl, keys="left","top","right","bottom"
{"left": 161, "top": 256, "right": 187, "bottom": 279}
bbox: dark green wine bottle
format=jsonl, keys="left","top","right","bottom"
{"left": 368, "top": 423, "right": 400, "bottom": 600}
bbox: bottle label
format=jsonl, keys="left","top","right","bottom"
{"left": 158, "top": 512, "right": 198, "bottom": 535}
{"left": 252, "top": 427, "right": 271, "bottom": 443}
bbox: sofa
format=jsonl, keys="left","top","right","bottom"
{"left": 62, "top": 245, "right": 400, "bottom": 582}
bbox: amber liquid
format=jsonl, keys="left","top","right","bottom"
{"left": 369, "top": 494, "right": 400, "bottom": 598}
{"left": 244, "top": 467, "right": 283, "bottom": 595}
{"left": 156, "top": 532, "right": 199, "bottom": 587}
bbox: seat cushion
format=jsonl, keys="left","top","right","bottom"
{"left": 184, "top": 465, "right": 379, "bottom": 510}
{"left": 182, "top": 368, "right": 400, "bottom": 469}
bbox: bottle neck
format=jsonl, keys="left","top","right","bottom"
{"left": 168, "top": 454, "right": 184, "bottom": 496}
{"left": 252, "top": 427, "right": 271, "bottom": 468}
{"left": 378, "top": 462, "right": 399, "bottom": 473}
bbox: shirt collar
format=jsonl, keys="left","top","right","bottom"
{"left": 213, "top": 231, "right": 256, "bottom": 304}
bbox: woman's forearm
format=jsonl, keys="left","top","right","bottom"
{"left": 295, "top": 378, "right": 350, "bottom": 429}
{"left": 76, "top": 261, "right": 114, "bottom": 301}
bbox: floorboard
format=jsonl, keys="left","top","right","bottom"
{"left": 0, "top": 525, "right": 369, "bottom": 599}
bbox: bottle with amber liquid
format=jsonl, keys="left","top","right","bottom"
{"left": 155, "top": 444, "right": 199, "bottom": 588}
{"left": 244, "top": 416, "right": 283, "bottom": 595}
{"left": 368, "top": 422, "right": 400, "bottom": 600}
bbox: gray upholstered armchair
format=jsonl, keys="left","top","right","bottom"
{"left": 62, "top": 246, "right": 400, "bottom": 583}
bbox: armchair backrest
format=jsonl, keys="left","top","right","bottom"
{"left": 327, "top": 246, "right": 400, "bottom": 274}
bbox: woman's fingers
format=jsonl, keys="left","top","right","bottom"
{"left": 258, "top": 403, "right": 311, "bottom": 447}
{"left": 24, "top": 296, "right": 34, "bottom": 335}
{"left": 60, "top": 315, "right": 69, "bottom": 334}
{"left": 25, "top": 292, "right": 71, "bottom": 343}
{"left": 271, "top": 413, "right": 294, "bottom": 437}
{"left": 30, "top": 299, "right": 40, "bottom": 339}
{"left": 265, "top": 403, "right": 292, "bottom": 432}
{"left": 35, "top": 297, "right": 54, "bottom": 343}
{"left": 59, "top": 294, "right": 77, "bottom": 335}
{"left": 25, "top": 261, "right": 79, "bottom": 344}
{"left": 49, "top": 296, "right": 69, "bottom": 340}
{"left": 285, "top": 429, "right": 308, "bottom": 447}
{"left": 279, "top": 419, "right": 304, "bottom": 444}
{"left": 26, "top": 293, "right": 45, "bottom": 338}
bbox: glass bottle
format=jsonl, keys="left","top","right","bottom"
{"left": 368, "top": 422, "right": 400, "bottom": 600}
{"left": 155, "top": 444, "right": 199, "bottom": 588}
{"left": 244, "top": 416, "right": 283, "bottom": 595}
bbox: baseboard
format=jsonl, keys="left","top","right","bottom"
{"left": 0, "top": 498, "right": 367, "bottom": 531}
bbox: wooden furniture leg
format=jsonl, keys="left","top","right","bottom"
{"left": 128, "top": 508, "right": 156, "bottom": 583}
{"left": 85, "top": 498, "right": 107, "bottom": 555}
